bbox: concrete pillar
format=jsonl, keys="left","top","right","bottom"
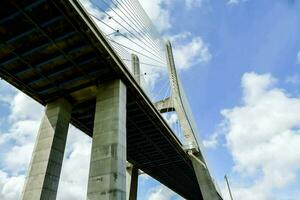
{"left": 21, "top": 99, "right": 72, "bottom": 200}
{"left": 189, "top": 152, "right": 220, "bottom": 200}
{"left": 126, "top": 163, "right": 138, "bottom": 200}
{"left": 131, "top": 54, "right": 140, "bottom": 84}
{"left": 87, "top": 80, "right": 127, "bottom": 200}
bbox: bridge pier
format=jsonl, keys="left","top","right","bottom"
{"left": 87, "top": 80, "right": 127, "bottom": 200}
{"left": 126, "top": 163, "right": 138, "bottom": 200}
{"left": 21, "top": 99, "right": 72, "bottom": 200}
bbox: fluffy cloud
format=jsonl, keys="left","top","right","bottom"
{"left": 297, "top": 51, "right": 300, "bottom": 64}
{"left": 220, "top": 72, "right": 300, "bottom": 200}
{"left": 172, "top": 32, "right": 211, "bottom": 70}
{"left": 0, "top": 170, "right": 24, "bottom": 200}
{"left": 4, "top": 143, "right": 34, "bottom": 174}
{"left": 8, "top": 92, "right": 43, "bottom": 122}
{"left": 0, "top": 92, "right": 42, "bottom": 174}
{"left": 57, "top": 127, "right": 91, "bottom": 200}
{"left": 0, "top": 90, "right": 40, "bottom": 199}
{"left": 147, "top": 185, "right": 182, "bottom": 200}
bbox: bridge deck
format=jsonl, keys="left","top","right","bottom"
{"left": 0, "top": 0, "right": 202, "bottom": 199}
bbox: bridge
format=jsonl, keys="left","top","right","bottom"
{"left": 0, "top": 0, "right": 223, "bottom": 199}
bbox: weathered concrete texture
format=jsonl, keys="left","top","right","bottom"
{"left": 126, "top": 163, "right": 138, "bottom": 200}
{"left": 87, "top": 80, "right": 127, "bottom": 200}
{"left": 21, "top": 99, "right": 72, "bottom": 200}
{"left": 189, "top": 152, "right": 220, "bottom": 200}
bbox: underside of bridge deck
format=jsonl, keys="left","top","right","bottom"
{"left": 0, "top": 0, "right": 203, "bottom": 199}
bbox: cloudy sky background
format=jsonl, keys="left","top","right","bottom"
{"left": 1, "top": 0, "right": 300, "bottom": 199}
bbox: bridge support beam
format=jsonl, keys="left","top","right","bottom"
{"left": 87, "top": 80, "right": 127, "bottom": 200}
{"left": 126, "top": 163, "right": 138, "bottom": 200}
{"left": 189, "top": 152, "right": 220, "bottom": 200}
{"left": 21, "top": 99, "right": 72, "bottom": 200}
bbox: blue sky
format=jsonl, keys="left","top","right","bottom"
{"left": 1, "top": 0, "right": 300, "bottom": 199}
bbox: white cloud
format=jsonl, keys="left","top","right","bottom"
{"left": 4, "top": 119, "right": 40, "bottom": 145}
{"left": 241, "top": 72, "right": 276, "bottom": 105}
{"left": 4, "top": 143, "right": 34, "bottom": 174}
{"left": 203, "top": 132, "right": 219, "bottom": 149}
{"left": 172, "top": 32, "right": 211, "bottom": 70}
{"left": 0, "top": 170, "right": 24, "bottom": 200}
{"left": 203, "top": 138, "right": 218, "bottom": 149}
{"left": 139, "top": 0, "right": 171, "bottom": 32}
{"left": 297, "top": 51, "right": 300, "bottom": 64}
{"left": 0, "top": 91, "right": 42, "bottom": 175}
{"left": 227, "top": 0, "right": 239, "bottom": 4}
{"left": 286, "top": 74, "right": 300, "bottom": 84}
{"left": 57, "top": 127, "right": 91, "bottom": 200}
{"left": 147, "top": 185, "right": 182, "bottom": 200}
{"left": 184, "top": 0, "right": 203, "bottom": 9}
{"left": 9, "top": 92, "right": 43, "bottom": 122}
{"left": 227, "top": 0, "right": 248, "bottom": 5}
{"left": 203, "top": 122, "right": 227, "bottom": 149}
{"left": 219, "top": 72, "right": 300, "bottom": 200}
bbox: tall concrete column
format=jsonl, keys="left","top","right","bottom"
{"left": 126, "top": 163, "right": 138, "bottom": 200}
{"left": 87, "top": 80, "right": 127, "bottom": 200}
{"left": 189, "top": 152, "right": 220, "bottom": 200}
{"left": 21, "top": 99, "right": 72, "bottom": 200}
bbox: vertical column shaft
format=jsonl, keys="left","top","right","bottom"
{"left": 131, "top": 54, "right": 140, "bottom": 84}
{"left": 126, "top": 164, "right": 138, "bottom": 200}
{"left": 87, "top": 80, "right": 127, "bottom": 200}
{"left": 21, "top": 99, "right": 72, "bottom": 200}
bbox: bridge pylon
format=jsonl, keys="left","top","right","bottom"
{"left": 155, "top": 41, "right": 223, "bottom": 200}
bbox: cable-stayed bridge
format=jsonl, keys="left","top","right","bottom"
{"left": 0, "top": 0, "right": 223, "bottom": 199}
